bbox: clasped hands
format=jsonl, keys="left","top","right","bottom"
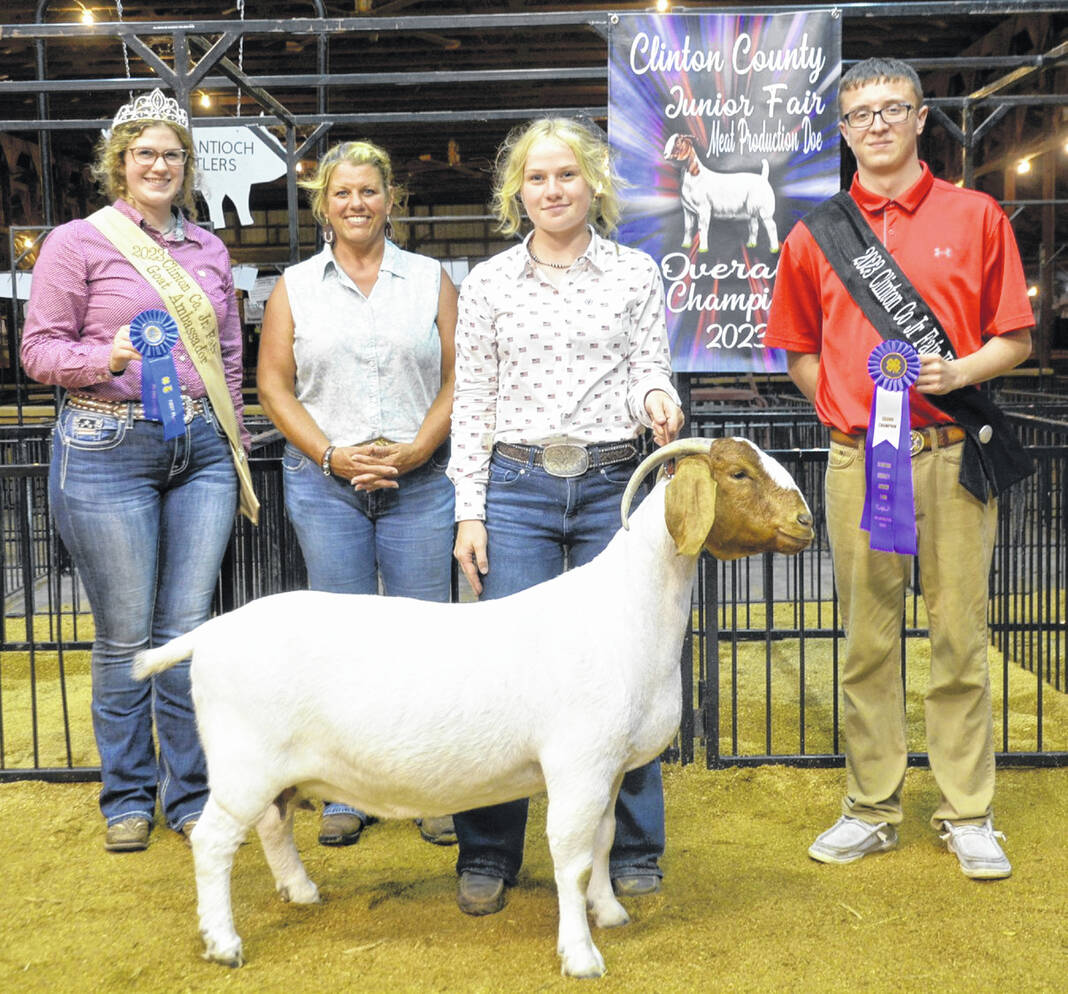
{"left": 330, "top": 441, "right": 426, "bottom": 491}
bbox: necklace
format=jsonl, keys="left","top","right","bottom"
{"left": 527, "top": 243, "right": 574, "bottom": 270}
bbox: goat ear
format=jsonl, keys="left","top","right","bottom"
{"left": 664, "top": 456, "right": 717, "bottom": 556}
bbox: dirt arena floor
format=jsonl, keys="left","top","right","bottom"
{"left": 2, "top": 763, "right": 1066, "bottom": 994}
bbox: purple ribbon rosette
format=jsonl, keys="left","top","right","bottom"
{"left": 129, "top": 308, "right": 184, "bottom": 440}
{"left": 860, "top": 340, "right": 920, "bottom": 554}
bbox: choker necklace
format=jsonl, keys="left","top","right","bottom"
{"left": 527, "top": 244, "right": 574, "bottom": 270}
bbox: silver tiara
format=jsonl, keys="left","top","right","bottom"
{"left": 112, "top": 88, "right": 189, "bottom": 130}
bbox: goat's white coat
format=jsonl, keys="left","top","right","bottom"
{"left": 134, "top": 442, "right": 812, "bottom": 978}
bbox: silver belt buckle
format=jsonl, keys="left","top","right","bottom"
{"left": 909, "top": 429, "right": 924, "bottom": 457}
{"left": 541, "top": 443, "right": 589, "bottom": 478}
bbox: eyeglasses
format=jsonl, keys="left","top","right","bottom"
{"left": 841, "top": 103, "right": 915, "bottom": 130}
{"left": 127, "top": 147, "right": 188, "bottom": 166}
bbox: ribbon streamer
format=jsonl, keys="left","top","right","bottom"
{"left": 861, "top": 339, "right": 920, "bottom": 554}
{"left": 129, "top": 309, "right": 184, "bottom": 440}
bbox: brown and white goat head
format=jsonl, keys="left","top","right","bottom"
{"left": 623, "top": 437, "right": 814, "bottom": 560}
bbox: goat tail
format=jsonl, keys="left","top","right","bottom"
{"left": 132, "top": 630, "right": 200, "bottom": 681}
{"left": 760, "top": 158, "right": 769, "bottom": 180}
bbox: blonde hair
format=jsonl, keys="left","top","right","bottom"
{"left": 91, "top": 121, "right": 198, "bottom": 219}
{"left": 299, "top": 140, "right": 401, "bottom": 225}
{"left": 491, "top": 117, "right": 621, "bottom": 237}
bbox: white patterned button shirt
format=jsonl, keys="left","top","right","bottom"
{"left": 447, "top": 228, "right": 680, "bottom": 520}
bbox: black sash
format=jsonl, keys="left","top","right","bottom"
{"left": 803, "top": 191, "right": 1033, "bottom": 501}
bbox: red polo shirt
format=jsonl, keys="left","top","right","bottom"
{"left": 764, "top": 163, "right": 1034, "bottom": 432}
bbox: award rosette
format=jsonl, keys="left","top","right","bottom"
{"left": 129, "top": 309, "right": 183, "bottom": 440}
{"left": 861, "top": 340, "right": 920, "bottom": 554}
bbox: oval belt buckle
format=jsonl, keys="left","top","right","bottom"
{"left": 909, "top": 429, "right": 925, "bottom": 457}
{"left": 541, "top": 443, "right": 590, "bottom": 478}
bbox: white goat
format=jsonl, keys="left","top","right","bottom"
{"left": 662, "top": 133, "right": 779, "bottom": 253}
{"left": 133, "top": 437, "right": 813, "bottom": 979}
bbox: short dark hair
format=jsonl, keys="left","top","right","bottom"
{"left": 839, "top": 58, "right": 923, "bottom": 112}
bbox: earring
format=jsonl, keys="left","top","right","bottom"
{"left": 385, "top": 218, "right": 395, "bottom": 241}
{"left": 322, "top": 225, "right": 335, "bottom": 245}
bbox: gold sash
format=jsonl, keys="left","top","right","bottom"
{"left": 86, "top": 206, "right": 260, "bottom": 523}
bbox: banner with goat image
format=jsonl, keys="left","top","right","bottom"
{"left": 609, "top": 10, "right": 841, "bottom": 373}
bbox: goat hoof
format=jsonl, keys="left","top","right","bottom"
{"left": 559, "top": 941, "right": 606, "bottom": 979}
{"left": 592, "top": 898, "right": 630, "bottom": 929}
{"left": 202, "top": 939, "right": 244, "bottom": 968}
{"left": 278, "top": 880, "right": 320, "bottom": 904}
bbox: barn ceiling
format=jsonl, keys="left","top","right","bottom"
{"left": 0, "top": 1, "right": 1065, "bottom": 272}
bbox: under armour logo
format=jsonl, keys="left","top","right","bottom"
{"left": 933, "top": 246, "right": 953, "bottom": 258}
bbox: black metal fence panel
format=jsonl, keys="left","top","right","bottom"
{"left": 2, "top": 401, "right": 1067, "bottom": 780}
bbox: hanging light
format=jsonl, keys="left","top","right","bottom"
{"left": 76, "top": 2, "right": 95, "bottom": 23}
{"left": 656, "top": 0, "right": 671, "bottom": 11}
{"left": 1027, "top": 285, "right": 1038, "bottom": 298}
{"left": 1015, "top": 158, "right": 1031, "bottom": 175}
{"left": 199, "top": 91, "right": 212, "bottom": 109}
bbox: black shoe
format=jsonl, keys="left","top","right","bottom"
{"left": 457, "top": 871, "right": 507, "bottom": 916}
{"left": 318, "top": 812, "right": 366, "bottom": 847}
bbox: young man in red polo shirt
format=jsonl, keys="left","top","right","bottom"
{"left": 765, "top": 57, "right": 1034, "bottom": 878}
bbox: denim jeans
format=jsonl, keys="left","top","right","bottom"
{"left": 454, "top": 448, "right": 665, "bottom": 885}
{"left": 49, "top": 401, "right": 237, "bottom": 830}
{"left": 282, "top": 440, "right": 454, "bottom": 600}
{"left": 283, "top": 439, "right": 455, "bottom": 821}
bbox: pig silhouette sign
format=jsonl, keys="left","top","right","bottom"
{"left": 194, "top": 125, "right": 287, "bottom": 229}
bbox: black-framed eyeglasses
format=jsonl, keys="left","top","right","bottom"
{"left": 841, "top": 103, "right": 915, "bottom": 130}
{"left": 127, "top": 147, "right": 188, "bottom": 166}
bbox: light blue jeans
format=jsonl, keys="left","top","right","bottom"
{"left": 49, "top": 400, "right": 237, "bottom": 831}
{"left": 453, "top": 447, "right": 665, "bottom": 885}
{"left": 283, "top": 439, "right": 455, "bottom": 821}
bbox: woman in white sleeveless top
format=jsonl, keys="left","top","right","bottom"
{"left": 257, "top": 140, "right": 458, "bottom": 849}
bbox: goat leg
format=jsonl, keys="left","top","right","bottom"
{"left": 257, "top": 789, "right": 321, "bottom": 905}
{"left": 586, "top": 778, "right": 629, "bottom": 929}
{"left": 194, "top": 795, "right": 248, "bottom": 967}
{"left": 545, "top": 770, "right": 616, "bottom": 978}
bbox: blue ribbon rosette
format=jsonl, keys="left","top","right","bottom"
{"left": 861, "top": 340, "right": 920, "bottom": 555}
{"left": 129, "top": 309, "right": 183, "bottom": 440}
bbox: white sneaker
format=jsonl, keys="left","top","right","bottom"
{"left": 940, "top": 819, "right": 1012, "bottom": 879}
{"left": 808, "top": 815, "right": 897, "bottom": 864}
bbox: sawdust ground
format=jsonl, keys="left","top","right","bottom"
{"left": 1, "top": 764, "right": 1065, "bottom": 994}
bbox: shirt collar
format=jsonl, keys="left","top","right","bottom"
{"left": 514, "top": 225, "right": 606, "bottom": 277}
{"left": 850, "top": 161, "right": 935, "bottom": 215}
{"left": 115, "top": 198, "right": 197, "bottom": 245}
{"left": 318, "top": 238, "right": 406, "bottom": 283}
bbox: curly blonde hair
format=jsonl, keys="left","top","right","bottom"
{"left": 299, "top": 140, "right": 404, "bottom": 226}
{"left": 491, "top": 117, "right": 621, "bottom": 237}
{"left": 91, "top": 121, "right": 198, "bottom": 219}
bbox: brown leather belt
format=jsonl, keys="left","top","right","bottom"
{"left": 67, "top": 391, "right": 207, "bottom": 424}
{"left": 495, "top": 440, "right": 639, "bottom": 478}
{"left": 830, "top": 424, "right": 966, "bottom": 456}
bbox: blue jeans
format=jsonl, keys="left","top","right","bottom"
{"left": 454, "top": 448, "right": 665, "bottom": 885}
{"left": 49, "top": 401, "right": 237, "bottom": 830}
{"left": 282, "top": 440, "right": 454, "bottom": 600}
{"left": 283, "top": 439, "right": 455, "bottom": 821}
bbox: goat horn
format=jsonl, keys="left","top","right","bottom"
{"left": 620, "top": 437, "right": 716, "bottom": 529}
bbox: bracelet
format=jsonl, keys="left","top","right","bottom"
{"left": 320, "top": 445, "right": 335, "bottom": 476}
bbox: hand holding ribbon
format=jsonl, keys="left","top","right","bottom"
{"left": 861, "top": 340, "right": 920, "bottom": 554}
{"left": 129, "top": 308, "right": 184, "bottom": 440}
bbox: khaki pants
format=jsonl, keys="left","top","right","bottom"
{"left": 825, "top": 436, "right": 997, "bottom": 830}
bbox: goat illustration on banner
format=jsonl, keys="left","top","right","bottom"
{"left": 193, "top": 125, "right": 287, "bottom": 229}
{"left": 609, "top": 10, "right": 842, "bottom": 373}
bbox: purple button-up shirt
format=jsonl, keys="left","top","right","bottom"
{"left": 20, "top": 199, "right": 248, "bottom": 447}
